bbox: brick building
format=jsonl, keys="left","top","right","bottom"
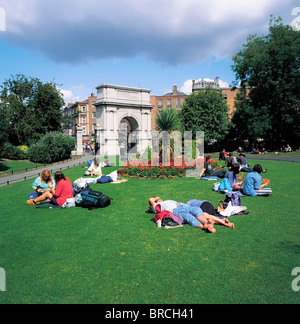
{"left": 150, "top": 84, "right": 187, "bottom": 130}
{"left": 62, "top": 93, "right": 97, "bottom": 144}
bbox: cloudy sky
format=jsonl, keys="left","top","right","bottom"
{"left": 0, "top": 0, "right": 299, "bottom": 101}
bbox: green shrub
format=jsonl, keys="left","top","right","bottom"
{"left": 28, "top": 132, "right": 76, "bottom": 164}
{"left": 1, "top": 143, "right": 29, "bottom": 160}
{"left": 17, "top": 145, "right": 29, "bottom": 153}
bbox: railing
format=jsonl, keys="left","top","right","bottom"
{"left": 0, "top": 156, "right": 86, "bottom": 187}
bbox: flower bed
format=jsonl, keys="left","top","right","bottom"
{"left": 122, "top": 158, "right": 208, "bottom": 179}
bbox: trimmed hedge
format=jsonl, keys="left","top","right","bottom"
{"left": 28, "top": 132, "right": 76, "bottom": 164}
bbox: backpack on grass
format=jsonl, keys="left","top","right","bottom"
{"left": 96, "top": 176, "right": 113, "bottom": 184}
{"left": 76, "top": 188, "right": 112, "bottom": 210}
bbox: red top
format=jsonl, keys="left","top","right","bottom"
{"left": 54, "top": 178, "right": 73, "bottom": 206}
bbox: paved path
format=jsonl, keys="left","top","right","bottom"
{"left": 246, "top": 154, "right": 300, "bottom": 163}
{"left": 212, "top": 154, "right": 300, "bottom": 164}
{"left": 1, "top": 153, "right": 299, "bottom": 187}
{"left": 0, "top": 155, "right": 93, "bottom": 187}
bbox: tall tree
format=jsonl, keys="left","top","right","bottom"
{"left": 232, "top": 17, "right": 300, "bottom": 148}
{"left": 180, "top": 87, "right": 230, "bottom": 144}
{"left": 0, "top": 74, "right": 66, "bottom": 146}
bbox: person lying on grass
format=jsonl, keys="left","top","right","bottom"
{"left": 32, "top": 170, "right": 56, "bottom": 195}
{"left": 149, "top": 197, "right": 235, "bottom": 233}
{"left": 27, "top": 171, "right": 75, "bottom": 208}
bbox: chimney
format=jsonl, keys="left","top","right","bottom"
{"left": 216, "top": 77, "right": 220, "bottom": 86}
{"left": 192, "top": 80, "right": 196, "bottom": 93}
{"left": 173, "top": 84, "right": 178, "bottom": 94}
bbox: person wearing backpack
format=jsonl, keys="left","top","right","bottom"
{"left": 27, "top": 171, "right": 75, "bottom": 208}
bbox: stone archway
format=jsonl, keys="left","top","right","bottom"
{"left": 119, "top": 116, "right": 139, "bottom": 154}
{"left": 93, "top": 84, "right": 153, "bottom": 157}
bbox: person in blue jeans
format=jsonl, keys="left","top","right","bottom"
{"left": 172, "top": 204, "right": 235, "bottom": 233}
{"left": 149, "top": 197, "right": 235, "bottom": 233}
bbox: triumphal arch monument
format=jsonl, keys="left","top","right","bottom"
{"left": 93, "top": 84, "right": 153, "bottom": 157}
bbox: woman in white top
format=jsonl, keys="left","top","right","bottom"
{"left": 87, "top": 158, "right": 102, "bottom": 176}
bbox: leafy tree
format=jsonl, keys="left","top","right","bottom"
{"left": 155, "top": 107, "right": 181, "bottom": 133}
{"left": 0, "top": 104, "right": 9, "bottom": 156}
{"left": 155, "top": 108, "right": 182, "bottom": 163}
{"left": 232, "top": 17, "right": 300, "bottom": 148}
{"left": 180, "top": 87, "right": 230, "bottom": 144}
{"left": 0, "top": 74, "right": 66, "bottom": 146}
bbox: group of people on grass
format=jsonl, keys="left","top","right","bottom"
{"left": 198, "top": 155, "right": 272, "bottom": 197}
{"left": 27, "top": 170, "right": 74, "bottom": 207}
{"left": 26, "top": 158, "right": 126, "bottom": 208}
{"left": 148, "top": 152, "right": 272, "bottom": 233}
{"left": 26, "top": 153, "right": 272, "bottom": 234}
{"left": 149, "top": 197, "right": 235, "bottom": 233}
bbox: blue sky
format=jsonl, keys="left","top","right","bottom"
{"left": 0, "top": 0, "right": 299, "bottom": 102}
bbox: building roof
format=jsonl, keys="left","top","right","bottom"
{"left": 162, "top": 84, "right": 187, "bottom": 97}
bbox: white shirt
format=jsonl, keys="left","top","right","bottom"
{"left": 157, "top": 200, "right": 178, "bottom": 213}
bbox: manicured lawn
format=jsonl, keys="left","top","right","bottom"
{"left": 0, "top": 160, "right": 46, "bottom": 176}
{"left": 0, "top": 159, "right": 299, "bottom": 304}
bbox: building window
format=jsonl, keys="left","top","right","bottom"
{"left": 167, "top": 99, "right": 171, "bottom": 108}
{"left": 177, "top": 99, "right": 181, "bottom": 107}
{"left": 82, "top": 106, "right": 86, "bottom": 112}
{"left": 92, "top": 112, "right": 96, "bottom": 119}
{"left": 158, "top": 99, "right": 163, "bottom": 108}
{"left": 223, "top": 94, "right": 228, "bottom": 100}
{"left": 82, "top": 127, "right": 86, "bottom": 136}
{"left": 82, "top": 117, "right": 86, "bottom": 124}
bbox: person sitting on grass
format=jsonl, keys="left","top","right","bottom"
{"left": 32, "top": 170, "right": 56, "bottom": 196}
{"left": 242, "top": 164, "right": 272, "bottom": 197}
{"left": 149, "top": 197, "right": 235, "bottom": 233}
{"left": 86, "top": 158, "right": 102, "bottom": 176}
{"left": 224, "top": 164, "right": 244, "bottom": 191}
{"left": 197, "top": 155, "right": 227, "bottom": 179}
{"left": 27, "top": 171, "right": 75, "bottom": 208}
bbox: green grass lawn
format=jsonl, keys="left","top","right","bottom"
{"left": 0, "top": 160, "right": 46, "bottom": 176}
{"left": 0, "top": 159, "right": 299, "bottom": 304}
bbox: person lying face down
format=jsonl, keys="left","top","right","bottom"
{"left": 148, "top": 197, "right": 235, "bottom": 233}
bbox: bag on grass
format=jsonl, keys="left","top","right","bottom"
{"left": 97, "top": 176, "right": 113, "bottom": 184}
{"left": 225, "top": 193, "right": 241, "bottom": 207}
{"left": 78, "top": 188, "right": 112, "bottom": 210}
{"left": 73, "top": 178, "right": 91, "bottom": 194}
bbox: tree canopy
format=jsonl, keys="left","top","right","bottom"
{"left": 232, "top": 17, "right": 300, "bottom": 148}
{"left": 180, "top": 87, "right": 230, "bottom": 144}
{"left": 0, "top": 74, "right": 67, "bottom": 146}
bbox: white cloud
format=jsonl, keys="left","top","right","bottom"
{"left": 0, "top": 0, "right": 298, "bottom": 65}
{"left": 59, "top": 89, "right": 80, "bottom": 104}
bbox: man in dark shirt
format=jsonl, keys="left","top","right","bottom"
{"left": 197, "top": 156, "right": 227, "bottom": 179}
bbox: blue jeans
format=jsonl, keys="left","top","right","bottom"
{"left": 173, "top": 205, "right": 203, "bottom": 228}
